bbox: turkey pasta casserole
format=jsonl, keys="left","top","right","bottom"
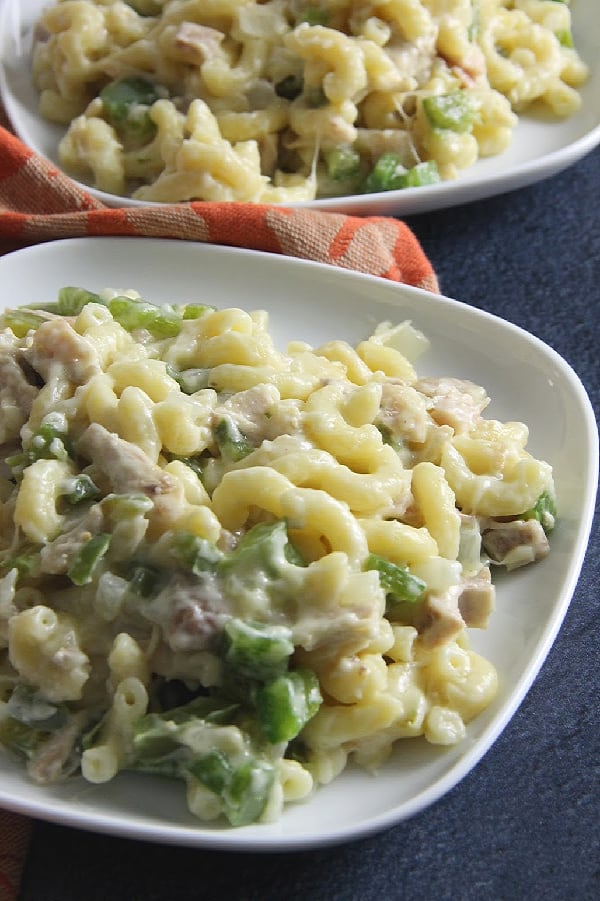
{"left": 0, "top": 288, "right": 556, "bottom": 826}
{"left": 30, "top": 0, "right": 589, "bottom": 202}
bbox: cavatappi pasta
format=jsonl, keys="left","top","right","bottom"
{"left": 0, "top": 287, "right": 556, "bottom": 826}
{"left": 30, "top": 0, "right": 589, "bottom": 202}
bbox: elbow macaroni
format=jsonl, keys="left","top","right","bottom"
{"left": 0, "top": 288, "right": 555, "bottom": 826}
{"left": 30, "top": 0, "right": 588, "bottom": 201}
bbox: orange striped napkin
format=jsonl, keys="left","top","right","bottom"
{"left": 0, "top": 120, "right": 439, "bottom": 901}
{"left": 0, "top": 126, "right": 438, "bottom": 291}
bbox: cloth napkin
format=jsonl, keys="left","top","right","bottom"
{"left": 0, "top": 126, "right": 438, "bottom": 291}
{"left": 0, "top": 118, "right": 439, "bottom": 901}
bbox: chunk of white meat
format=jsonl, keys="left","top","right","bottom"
{"left": 414, "top": 584, "right": 465, "bottom": 648}
{"left": 77, "top": 423, "right": 176, "bottom": 497}
{"left": 173, "top": 21, "right": 224, "bottom": 64}
{"left": 214, "top": 384, "right": 302, "bottom": 443}
{"left": 481, "top": 518, "right": 550, "bottom": 570}
{"left": 415, "top": 377, "right": 490, "bottom": 433}
{"left": 415, "top": 567, "right": 495, "bottom": 647}
{"left": 0, "top": 347, "right": 39, "bottom": 444}
{"left": 457, "top": 566, "right": 495, "bottom": 628}
{"left": 375, "top": 382, "right": 430, "bottom": 444}
{"left": 144, "top": 573, "right": 232, "bottom": 653}
{"left": 25, "top": 318, "right": 101, "bottom": 385}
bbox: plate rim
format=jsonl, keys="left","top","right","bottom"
{"left": 1, "top": 0, "right": 599, "bottom": 215}
{"left": 0, "top": 236, "right": 597, "bottom": 851}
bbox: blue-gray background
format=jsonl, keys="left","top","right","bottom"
{"left": 19, "top": 145, "right": 600, "bottom": 901}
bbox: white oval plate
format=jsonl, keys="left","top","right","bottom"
{"left": 0, "top": 237, "right": 597, "bottom": 850}
{"left": 0, "top": 0, "right": 599, "bottom": 215}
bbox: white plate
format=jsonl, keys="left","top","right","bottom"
{"left": 0, "top": 237, "right": 597, "bottom": 850}
{"left": 1, "top": 0, "right": 599, "bottom": 215}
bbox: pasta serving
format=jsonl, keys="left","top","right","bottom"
{"left": 0, "top": 287, "right": 555, "bottom": 826}
{"left": 30, "top": 0, "right": 589, "bottom": 202}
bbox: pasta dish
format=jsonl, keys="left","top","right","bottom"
{"left": 0, "top": 286, "right": 555, "bottom": 826}
{"left": 30, "top": 0, "right": 589, "bottom": 202}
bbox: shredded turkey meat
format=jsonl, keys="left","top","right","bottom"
{"left": 416, "top": 566, "right": 496, "bottom": 648}
{"left": 415, "top": 377, "right": 490, "bottom": 434}
{"left": 481, "top": 518, "right": 550, "bottom": 570}
{"left": 173, "top": 21, "right": 224, "bottom": 64}
{"left": 146, "top": 573, "right": 232, "bottom": 653}
{"left": 25, "top": 318, "right": 101, "bottom": 385}
{"left": 0, "top": 346, "right": 39, "bottom": 444}
{"left": 77, "top": 423, "right": 177, "bottom": 497}
{"left": 214, "top": 384, "right": 302, "bottom": 444}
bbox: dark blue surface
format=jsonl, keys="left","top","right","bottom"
{"left": 20, "top": 146, "right": 600, "bottom": 901}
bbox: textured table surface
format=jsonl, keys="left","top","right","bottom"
{"left": 18, "top": 146, "right": 600, "bottom": 901}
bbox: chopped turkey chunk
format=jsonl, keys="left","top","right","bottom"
{"left": 0, "top": 346, "right": 39, "bottom": 444}
{"left": 416, "top": 567, "right": 495, "bottom": 646}
{"left": 214, "top": 384, "right": 281, "bottom": 444}
{"left": 156, "top": 573, "right": 232, "bottom": 653}
{"left": 25, "top": 318, "right": 101, "bottom": 385}
{"left": 174, "top": 21, "right": 224, "bottom": 64}
{"left": 458, "top": 566, "right": 495, "bottom": 628}
{"left": 481, "top": 518, "right": 550, "bottom": 570}
{"left": 415, "top": 377, "right": 489, "bottom": 433}
{"left": 376, "top": 382, "right": 430, "bottom": 444}
{"left": 77, "top": 423, "right": 177, "bottom": 497}
{"left": 415, "top": 584, "right": 465, "bottom": 649}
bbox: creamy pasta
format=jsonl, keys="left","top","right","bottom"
{"left": 0, "top": 287, "right": 555, "bottom": 825}
{"left": 31, "top": 0, "right": 588, "bottom": 202}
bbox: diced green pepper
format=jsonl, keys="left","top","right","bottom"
{"left": 124, "top": 0, "right": 163, "bottom": 14}
{"left": 365, "top": 553, "right": 426, "bottom": 606}
{"left": 182, "top": 303, "right": 214, "bottom": 320}
{"left": 62, "top": 474, "right": 101, "bottom": 505}
{"left": 0, "top": 717, "right": 48, "bottom": 760}
{"left": 108, "top": 296, "right": 182, "bottom": 338}
{"left": 0, "top": 546, "right": 40, "bottom": 579}
{"left": 22, "top": 423, "right": 73, "bottom": 465}
{"left": 166, "top": 364, "right": 210, "bottom": 394}
{"left": 275, "top": 74, "right": 304, "bottom": 100}
{"left": 219, "top": 521, "right": 293, "bottom": 581}
{"left": 522, "top": 490, "right": 557, "bottom": 534}
{"left": 324, "top": 146, "right": 361, "bottom": 181}
{"left": 255, "top": 669, "right": 322, "bottom": 744}
{"left": 187, "top": 748, "right": 231, "bottom": 794}
{"left": 56, "top": 287, "right": 103, "bottom": 315}
{"left": 169, "top": 531, "right": 223, "bottom": 574}
{"left": 423, "top": 91, "right": 476, "bottom": 133}
{"left": 1, "top": 309, "right": 48, "bottom": 336}
{"left": 7, "top": 684, "right": 69, "bottom": 731}
{"left": 362, "top": 152, "right": 408, "bottom": 193}
{"left": 300, "top": 6, "right": 329, "bottom": 26}
{"left": 129, "top": 704, "right": 276, "bottom": 826}
{"left": 125, "top": 563, "right": 164, "bottom": 598}
{"left": 68, "top": 533, "right": 111, "bottom": 585}
{"left": 100, "top": 77, "right": 162, "bottom": 144}
{"left": 401, "top": 160, "right": 441, "bottom": 188}
{"left": 101, "top": 493, "right": 154, "bottom": 521}
{"left": 163, "top": 453, "right": 206, "bottom": 480}
{"left": 555, "top": 29, "right": 574, "bottom": 47}
{"left": 222, "top": 618, "right": 294, "bottom": 683}
{"left": 214, "top": 418, "right": 253, "bottom": 462}
{"left": 221, "top": 757, "right": 275, "bottom": 827}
